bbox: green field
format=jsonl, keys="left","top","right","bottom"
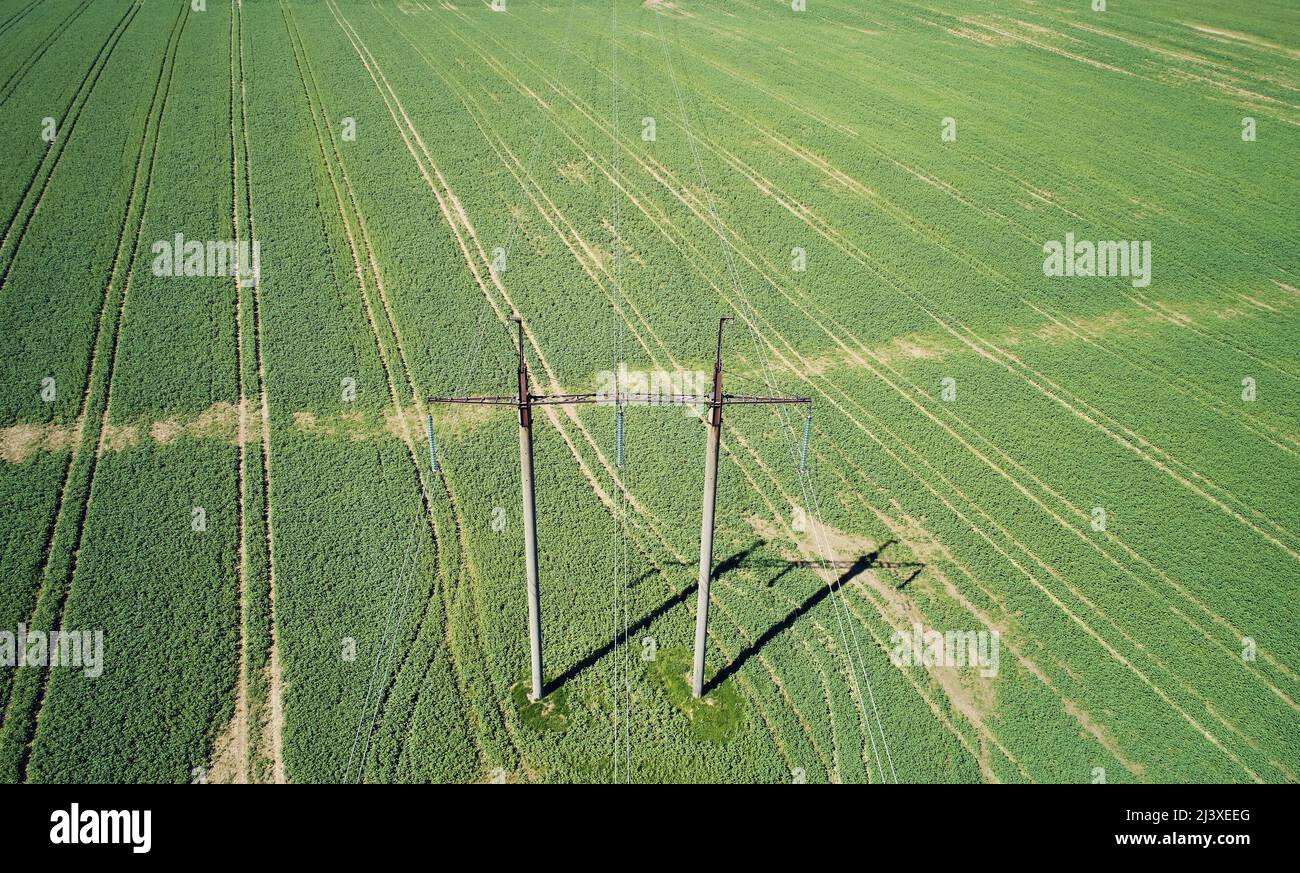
{"left": 0, "top": 0, "right": 1296, "bottom": 783}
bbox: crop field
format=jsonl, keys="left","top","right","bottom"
{"left": 0, "top": 0, "right": 1296, "bottom": 784}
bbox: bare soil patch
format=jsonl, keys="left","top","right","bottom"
{"left": 1, "top": 423, "right": 74, "bottom": 463}
{"left": 207, "top": 692, "right": 248, "bottom": 783}
{"left": 150, "top": 400, "right": 243, "bottom": 446}
{"left": 101, "top": 423, "right": 139, "bottom": 451}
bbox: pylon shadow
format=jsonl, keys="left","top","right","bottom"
{"left": 545, "top": 539, "right": 923, "bottom": 697}
{"left": 702, "top": 540, "right": 923, "bottom": 695}
{"left": 544, "top": 568, "right": 693, "bottom": 696}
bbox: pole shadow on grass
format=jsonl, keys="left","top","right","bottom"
{"left": 544, "top": 543, "right": 766, "bottom": 695}
{"left": 702, "top": 540, "right": 923, "bottom": 695}
{"left": 545, "top": 540, "right": 922, "bottom": 696}
{"left": 724, "top": 538, "right": 924, "bottom": 590}
{"left": 544, "top": 567, "right": 691, "bottom": 696}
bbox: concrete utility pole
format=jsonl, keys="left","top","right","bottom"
{"left": 692, "top": 317, "right": 730, "bottom": 699}
{"left": 431, "top": 317, "right": 555, "bottom": 701}
{"left": 428, "top": 315, "right": 809, "bottom": 705}
{"left": 515, "top": 319, "right": 544, "bottom": 701}
{"left": 689, "top": 316, "right": 812, "bottom": 699}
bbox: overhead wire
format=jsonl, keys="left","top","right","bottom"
{"left": 445, "top": 0, "right": 584, "bottom": 400}
{"left": 653, "top": 7, "right": 899, "bottom": 783}
{"left": 609, "top": 0, "right": 633, "bottom": 784}
{"left": 345, "top": 514, "right": 423, "bottom": 782}
{"left": 354, "top": 533, "right": 423, "bottom": 783}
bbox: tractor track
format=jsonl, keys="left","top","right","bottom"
{"left": 281, "top": 1, "right": 488, "bottom": 779}
{"left": 0, "top": 0, "right": 138, "bottom": 295}
{"left": 280, "top": 0, "right": 494, "bottom": 779}
{"left": 0, "top": 0, "right": 95, "bottom": 108}
{"left": 217, "top": 0, "right": 263, "bottom": 784}
{"left": 0, "top": 0, "right": 141, "bottom": 726}
{"left": 439, "top": 6, "right": 1283, "bottom": 777}
{"left": 383, "top": 3, "right": 859, "bottom": 768}
{"left": 3, "top": 0, "right": 188, "bottom": 783}
{"left": 233, "top": 0, "right": 283, "bottom": 784}
{"left": 0, "top": 0, "right": 44, "bottom": 39}
{"left": 226, "top": 0, "right": 248, "bottom": 783}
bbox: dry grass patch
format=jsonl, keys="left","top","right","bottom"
{"left": 150, "top": 401, "right": 243, "bottom": 446}
{"left": 1, "top": 423, "right": 74, "bottom": 463}
{"left": 101, "top": 423, "right": 139, "bottom": 452}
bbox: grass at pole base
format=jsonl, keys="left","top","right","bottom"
{"left": 510, "top": 680, "right": 570, "bottom": 733}
{"left": 649, "top": 648, "right": 744, "bottom": 744}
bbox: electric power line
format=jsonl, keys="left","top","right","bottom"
{"left": 653, "top": 8, "right": 899, "bottom": 783}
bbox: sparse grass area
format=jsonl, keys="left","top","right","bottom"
{"left": 511, "top": 680, "right": 571, "bottom": 734}
{"left": 648, "top": 648, "right": 744, "bottom": 745}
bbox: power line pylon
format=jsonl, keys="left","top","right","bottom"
{"left": 691, "top": 317, "right": 809, "bottom": 697}
{"left": 429, "top": 318, "right": 555, "bottom": 701}
{"left": 427, "top": 316, "right": 809, "bottom": 703}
